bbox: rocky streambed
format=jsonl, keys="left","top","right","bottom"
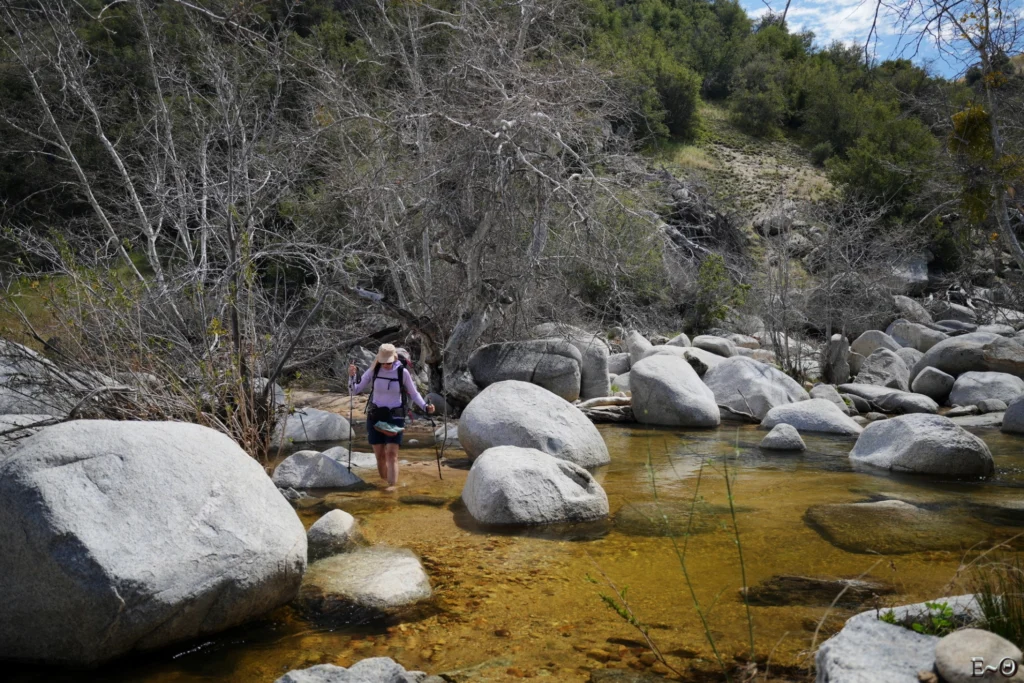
{"left": 9, "top": 417, "right": 1024, "bottom": 683}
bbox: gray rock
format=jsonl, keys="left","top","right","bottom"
{"left": 253, "top": 377, "right": 287, "bottom": 407}
{"left": 297, "top": 547, "right": 431, "bottom": 622}
{"left": 932, "top": 300, "right": 978, "bottom": 324}
{"left": 743, "top": 574, "right": 893, "bottom": 608}
{"left": 462, "top": 446, "right": 609, "bottom": 525}
{"left": 724, "top": 333, "right": 759, "bottom": 349}
{"left": 849, "top": 413, "right": 994, "bottom": 477}
{"left": 909, "top": 331, "right": 1003, "bottom": 381}
{"left": 806, "top": 500, "right": 989, "bottom": 554}
{"left": 666, "top": 333, "right": 691, "bottom": 347}
{"left": 458, "top": 380, "right": 610, "bottom": 467}
{"left": 276, "top": 658, "right": 433, "bottom": 683}
{"left": 761, "top": 399, "right": 863, "bottom": 435}
{"left": 935, "top": 628, "right": 1024, "bottom": 683}
{"left": 432, "top": 424, "right": 460, "bottom": 449}
{"left": 273, "top": 449, "right": 365, "bottom": 489}
{"left": 0, "top": 420, "right": 306, "bottom": 665}
{"left": 624, "top": 330, "right": 653, "bottom": 366}
{"left": 865, "top": 411, "right": 887, "bottom": 421}
{"left": 640, "top": 345, "right": 725, "bottom": 376}
{"left": 692, "top": 335, "right": 737, "bottom": 358}
{"left": 839, "top": 383, "right": 940, "bottom": 414}
{"left": 950, "top": 412, "right": 1005, "bottom": 427}
{"left": 893, "top": 295, "right": 933, "bottom": 324}
{"left": 760, "top": 424, "right": 806, "bottom": 451}
{"left": 824, "top": 334, "right": 851, "bottom": 385}
{"left": 935, "top": 319, "right": 979, "bottom": 334}
{"left": 533, "top": 323, "right": 611, "bottom": 400}
{"left": 425, "top": 392, "right": 458, "bottom": 418}
{"left": 815, "top": 610, "right": 941, "bottom": 682}
{"left": 630, "top": 355, "right": 720, "bottom": 428}
{"left": 886, "top": 318, "right": 948, "bottom": 353}
{"left": 841, "top": 392, "right": 870, "bottom": 414}
{"left": 888, "top": 254, "right": 930, "bottom": 295}
{"left": 1003, "top": 395, "right": 1024, "bottom": 434}
{"left": 608, "top": 352, "right": 631, "bottom": 376}
{"left": 468, "top": 340, "right": 582, "bottom": 401}
{"left": 850, "top": 330, "right": 902, "bottom": 359}
{"left": 978, "top": 323, "right": 1017, "bottom": 336}
{"left": 949, "top": 371, "right": 1024, "bottom": 406}
{"left": 895, "top": 347, "right": 924, "bottom": 369}
{"left": 947, "top": 405, "right": 980, "bottom": 417}
{"left": 276, "top": 407, "right": 354, "bottom": 445}
{"left": 703, "top": 356, "right": 808, "bottom": 421}
{"left": 848, "top": 351, "right": 866, "bottom": 376}
{"left": 308, "top": 510, "right": 362, "bottom": 561}
{"left": 911, "top": 366, "right": 955, "bottom": 401}
{"left": 611, "top": 372, "right": 631, "bottom": 393}
{"left": 0, "top": 414, "right": 53, "bottom": 458}
{"left": 811, "top": 384, "right": 853, "bottom": 415}
{"left": 978, "top": 398, "right": 1009, "bottom": 413}
{"left": 855, "top": 349, "right": 910, "bottom": 391}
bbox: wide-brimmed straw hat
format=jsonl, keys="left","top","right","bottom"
{"left": 375, "top": 343, "right": 398, "bottom": 364}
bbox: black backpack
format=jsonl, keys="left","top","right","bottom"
{"left": 367, "top": 363, "right": 408, "bottom": 420}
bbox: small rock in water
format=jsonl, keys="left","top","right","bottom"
{"left": 741, "top": 574, "right": 894, "bottom": 608}
{"left": 759, "top": 424, "right": 806, "bottom": 451}
{"left": 307, "top": 509, "right": 363, "bottom": 561}
{"left": 275, "top": 657, "right": 440, "bottom": 683}
{"left": 407, "top": 439, "right": 420, "bottom": 446}
{"left": 934, "top": 628, "right": 1024, "bottom": 683}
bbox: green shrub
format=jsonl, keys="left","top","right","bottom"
{"left": 692, "top": 253, "right": 747, "bottom": 330}
{"left": 811, "top": 141, "right": 833, "bottom": 166}
{"left": 729, "top": 55, "right": 787, "bottom": 137}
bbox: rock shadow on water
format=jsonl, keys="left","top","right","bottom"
{"left": 612, "top": 500, "right": 754, "bottom": 538}
{"left": 449, "top": 497, "right": 611, "bottom": 541}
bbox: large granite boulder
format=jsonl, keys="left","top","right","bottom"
{"left": 297, "top": 547, "right": 431, "bottom": 623}
{"left": 608, "top": 352, "right": 631, "bottom": 376}
{"left": 692, "top": 335, "right": 737, "bottom": 358}
{"left": 273, "top": 449, "right": 364, "bottom": 489}
{"left": 641, "top": 344, "right": 725, "bottom": 376}
{"left": 760, "top": 399, "right": 863, "bottom": 435}
{"left": 630, "top": 355, "right": 720, "bottom": 427}
{"left": 886, "top": 318, "right": 948, "bottom": 353}
{"left": 850, "top": 330, "right": 901, "bottom": 359}
{"left": 276, "top": 407, "right": 354, "bottom": 445}
{"left": 893, "top": 295, "right": 932, "bottom": 324}
{"left": 849, "top": 413, "right": 993, "bottom": 477}
{"left": 910, "top": 366, "right": 955, "bottom": 401}
{"left": 533, "top": 323, "right": 611, "bottom": 400}
{"left": 948, "top": 371, "right": 1024, "bottom": 407}
{"left": 468, "top": 339, "right": 582, "bottom": 401}
{"left": 810, "top": 384, "right": 853, "bottom": 415}
{"left": 702, "top": 356, "right": 808, "bottom": 421}
{"left": 909, "top": 332, "right": 1024, "bottom": 383}
{"left": 838, "top": 383, "right": 939, "bottom": 414}
{"left": 1002, "top": 395, "right": 1024, "bottom": 434}
{"left": 276, "top": 658, "right": 439, "bottom": 683}
{"left": 458, "top": 380, "right": 610, "bottom": 467}
{"left": 462, "top": 446, "right": 609, "bottom": 525}
{"left": 0, "top": 420, "right": 307, "bottom": 665}
{"left": 855, "top": 349, "right": 910, "bottom": 391}
{"left": 666, "top": 332, "right": 691, "bottom": 347}
{"left": 624, "top": 330, "right": 653, "bottom": 365}
{"left": 823, "top": 334, "right": 851, "bottom": 385}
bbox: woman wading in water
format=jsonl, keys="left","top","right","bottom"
{"left": 349, "top": 344, "right": 434, "bottom": 491}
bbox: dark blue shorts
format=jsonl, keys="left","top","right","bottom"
{"left": 367, "top": 417, "right": 405, "bottom": 445}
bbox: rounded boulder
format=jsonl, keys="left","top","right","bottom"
{"left": 630, "top": 355, "right": 720, "bottom": 427}
{"left": 849, "top": 413, "right": 994, "bottom": 477}
{"left": 458, "top": 380, "right": 610, "bottom": 467}
{"left": 703, "top": 356, "right": 808, "bottom": 421}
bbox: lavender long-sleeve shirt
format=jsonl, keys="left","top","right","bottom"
{"left": 350, "top": 361, "right": 428, "bottom": 411}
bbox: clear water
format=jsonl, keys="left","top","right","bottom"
{"left": 9, "top": 421, "right": 1024, "bottom": 682}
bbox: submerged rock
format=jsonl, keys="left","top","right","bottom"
{"left": 462, "top": 446, "right": 609, "bottom": 525}
{"left": 703, "top": 356, "right": 808, "bottom": 421}
{"left": 760, "top": 399, "right": 862, "bottom": 435}
{"left": 297, "top": 547, "right": 432, "bottom": 623}
{"left": 741, "top": 574, "right": 894, "bottom": 608}
{"left": 805, "top": 500, "right": 988, "bottom": 554}
{"left": 849, "top": 413, "right": 993, "bottom": 477}
{"left": 276, "top": 658, "right": 440, "bottom": 683}
{"left": 614, "top": 500, "right": 749, "bottom": 537}
{"left": 630, "top": 355, "right": 720, "bottom": 427}
{"left": 458, "top": 380, "right": 610, "bottom": 467}
{"left": 0, "top": 420, "right": 306, "bottom": 665}
{"left": 759, "top": 424, "right": 806, "bottom": 451}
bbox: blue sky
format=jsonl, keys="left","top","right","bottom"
{"left": 738, "top": 0, "right": 967, "bottom": 77}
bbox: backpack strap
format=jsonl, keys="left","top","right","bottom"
{"left": 367, "top": 363, "right": 408, "bottom": 415}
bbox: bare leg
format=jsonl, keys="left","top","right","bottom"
{"left": 385, "top": 443, "right": 401, "bottom": 489}
{"left": 372, "top": 444, "right": 387, "bottom": 480}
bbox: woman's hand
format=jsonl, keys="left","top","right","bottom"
{"left": 348, "top": 364, "right": 357, "bottom": 377}
{"left": 426, "top": 403, "right": 436, "bottom": 414}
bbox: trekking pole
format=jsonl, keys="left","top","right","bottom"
{"left": 347, "top": 358, "right": 354, "bottom": 472}
{"left": 427, "top": 408, "right": 443, "bottom": 480}
{"left": 439, "top": 389, "right": 449, "bottom": 471}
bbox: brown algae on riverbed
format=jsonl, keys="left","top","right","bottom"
{"left": 10, "top": 421, "right": 1024, "bottom": 682}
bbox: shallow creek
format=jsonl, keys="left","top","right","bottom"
{"left": 10, "top": 421, "right": 1024, "bottom": 682}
